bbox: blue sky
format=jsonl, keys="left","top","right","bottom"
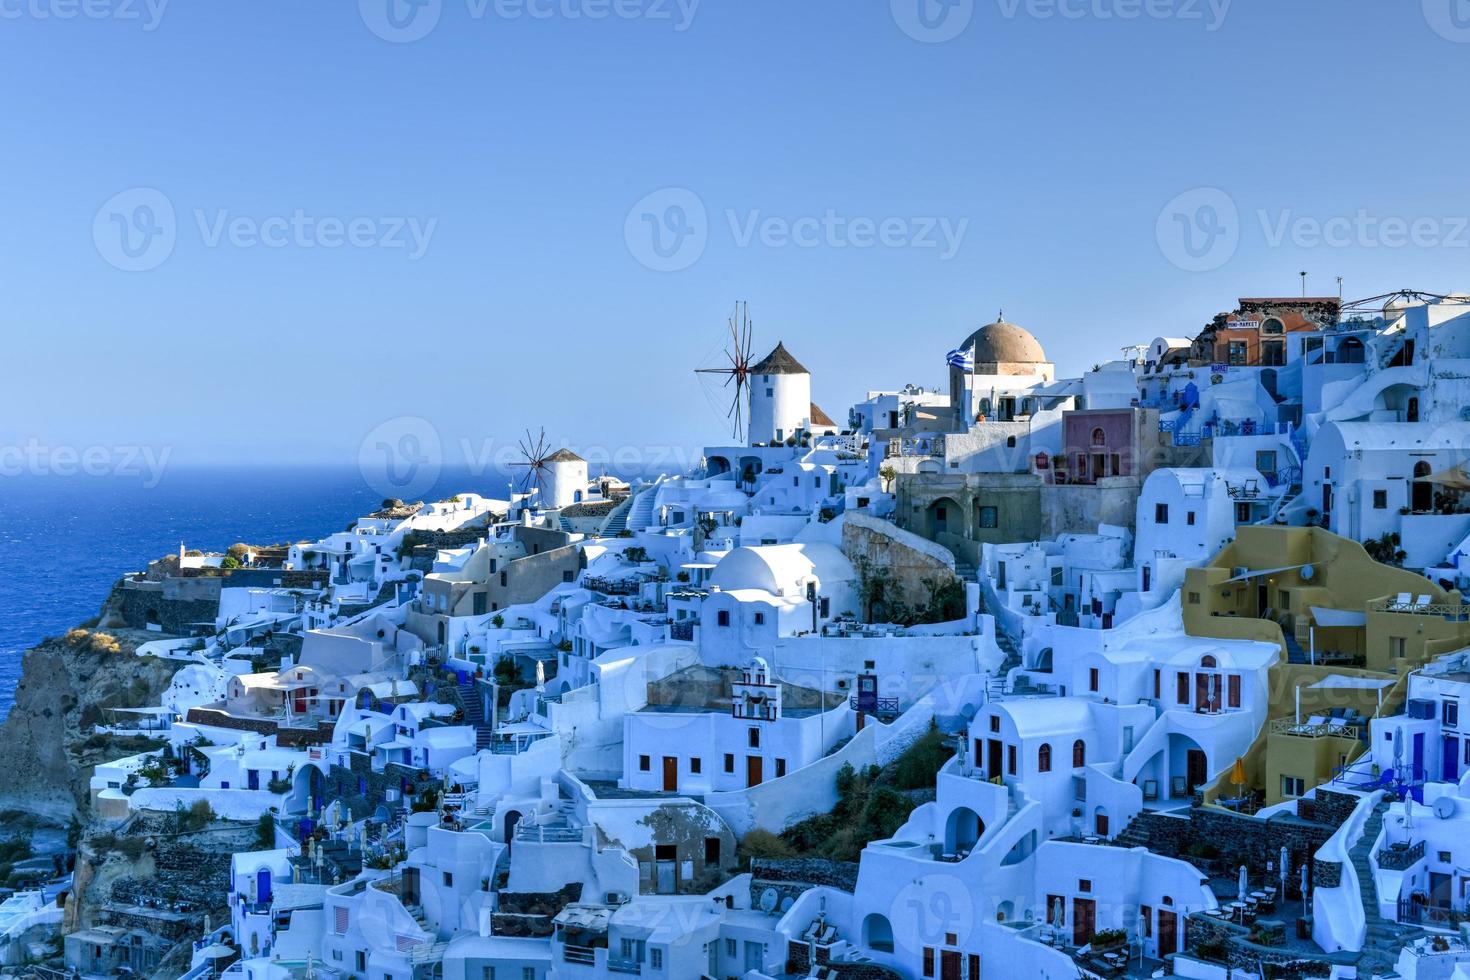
{"left": 3, "top": 0, "right": 1469, "bottom": 471}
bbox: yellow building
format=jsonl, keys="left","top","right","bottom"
{"left": 1185, "top": 526, "right": 1470, "bottom": 807}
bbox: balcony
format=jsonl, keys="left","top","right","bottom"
{"left": 607, "top": 959, "right": 642, "bottom": 975}
{"left": 563, "top": 944, "right": 598, "bottom": 966}
{"left": 1378, "top": 839, "right": 1425, "bottom": 872}
{"left": 1269, "top": 718, "right": 1360, "bottom": 740}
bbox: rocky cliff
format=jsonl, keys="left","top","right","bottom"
{"left": 0, "top": 624, "right": 185, "bottom": 825}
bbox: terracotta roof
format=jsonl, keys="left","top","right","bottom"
{"left": 810, "top": 402, "right": 836, "bottom": 427}
{"left": 750, "top": 342, "right": 809, "bottom": 375}
{"left": 545, "top": 449, "right": 585, "bottom": 464}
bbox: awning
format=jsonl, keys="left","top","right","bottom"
{"left": 1429, "top": 465, "right": 1470, "bottom": 491}
{"left": 1309, "top": 606, "right": 1367, "bottom": 628}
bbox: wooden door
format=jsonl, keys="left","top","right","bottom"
{"left": 1186, "top": 749, "right": 1208, "bottom": 794}
{"left": 1095, "top": 812, "right": 1109, "bottom": 837}
{"left": 940, "top": 949, "right": 961, "bottom": 980}
{"left": 746, "top": 755, "right": 763, "bottom": 788}
{"left": 1157, "top": 909, "right": 1177, "bottom": 957}
{"left": 662, "top": 756, "right": 677, "bottom": 792}
{"left": 1072, "top": 898, "right": 1096, "bottom": 947}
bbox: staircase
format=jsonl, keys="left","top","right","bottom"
{"left": 449, "top": 680, "right": 495, "bottom": 751}
{"left": 1352, "top": 802, "right": 1426, "bottom": 976}
{"left": 599, "top": 494, "right": 634, "bottom": 537}
{"left": 1112, "top": 813, "right": 1153, "bottom": 850}
{"left": 623, "top": 486, "right": 658, "bottom": 532}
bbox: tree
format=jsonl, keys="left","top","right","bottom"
{"left": 879, "top": 465, "right": 897, "bottom": 491}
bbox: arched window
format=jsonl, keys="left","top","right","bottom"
{"left": 1201, "top": 655, "right": 1218, "bottom": 669}
{"left": 1091, "top": 427, "right": 1106, "bottom": 447}
{"left": 1037, "top": 743, "right": 1052, "bottom": 773}
{"left": 1072, "top": 739, "right": 1086, "bottom": 768}
{"left": 1415, "top": 460, "right": 1433, "bottom": 478}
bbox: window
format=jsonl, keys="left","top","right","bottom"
{"left": 717, "top": 610, "right": 730, "bottom": 627}
{"left": 562, "top": 570, "right": 574, "bottom": 582}
{"left": 1228, "top": 675, "right": 1241, "bottom": 709}
{"left": 723, "top": 753, "right": 734, "bottom": 773}
{"left": 1140, "top": 906, "right": 1152, "bottom": 938}
{"left": 1176, "top": 672, "right": 1189, "bottom": 705}
{"left": 1446, "top": 700, "right": 1460, "bottom": 729}
{"left": 748, "top": 728, "right": 760, "bottom": 748}
{"left": 753, "top": 612, "right": 765, "bottom": 625}
{"left": 990, "top": 715, "right": 1000, "bottom": 733}
{"left": 1256, "top": 450, "right": 1278, "bottom": 474}
{"left": 1051, "top": 566, "right": 1064, "bottom": 587}
{"left": 482, "top": 969, "right": 496, "bottom": 980}
{"left": 650, "top": 948, "right": 663, "bottom": 970}
{"left": 978, "top": 506, "right": 998, "bottom": 528}
{"left": 1186, "top": 510, "right": 1196, "bottom": 526}
{"left": 923, "top": 947, "right": 935, "bottom": 977}
{"left": 499, "top": 571, "right": 507, "bottom": 587}
{"left": 1007, "top": 744, "right": 1017, "bottom": 775}
{"left": 1088, "top": 668, "right": 1099, "bottom": 692}
{"left": 1153, "top": 669, "right": 1161, "bottom": 699}
{"left": 1155, "top": 503, "right": 1169, "bottom": 524}
{"left": 639, "top": 755, "right": 650, "bottom": 771}
{"left": 1038, "top": 743, "right": 1052, "bottom": 773}
{"left": 1227, "top": 340, "right": 1248, "bottom": 365}
{"left": 1073, "top": 739, "right": 1086, "bottom": 767}
{"left": 1281, "top": 775, "right": 1304, "bottom": 798}
{"left": 1188, "top": 592, "right": 1201, "bottom": 605}
{"left": 523, "top": 970, "right": 535, "bottom": 980}
{"left": 776, "top": 758, "right": 787, "bottom": 777}
{"left": 1373, "top": 489, "right": 1388, "bottom": 509}
{"left": 1390, "top": 637, "right": 1407, "bottom": 660}
{"left": 443, "top": 871, "right": 453, "bottom": 887}
{"left": 1079, "top": 879, "right": 1092, "bottom": 893}
{"left": 1441, "top": 850, "right": 1453, "bottom": 863}
{"left": 726, "top": 939, "right": 737, "bottom": 957}
{"left": 705, "top": 837, "right": 721, "bottom": 866}
{"left": 690, "top": 757, "right": 702, "bottom": 773}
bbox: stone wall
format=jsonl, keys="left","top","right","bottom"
{"left": 111, "top": 579, "right": 220, "bottom": 633}
{"left": 1128, "top": 804, "right": 1342, "bottom": 881}
{"left": 843, "top": 512, "right": 959, "bottom": 621}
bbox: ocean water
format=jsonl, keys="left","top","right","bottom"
{"left": 0, "top": 465, "right": 539, "bottom": 720}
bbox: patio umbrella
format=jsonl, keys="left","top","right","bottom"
{"left": 1300, "top": 863, "right": 1309, "bottom": 904}
{"left": 1238, "top": 864, "right": 1248, "bottom": 899}
{"left": 1230, "top": 757, "right": 1247, "bottom": 803}
{"left": 1279, "top": 846, "right": 1289, "bottom": 896}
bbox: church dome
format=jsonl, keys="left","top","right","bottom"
{"left": 963, "top": 318, "right": 1047, "bottom": 365}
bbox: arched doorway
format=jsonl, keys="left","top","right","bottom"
{"left": 944, "top": 806, "right": 983, "bottom": 855}
{"left": 862, "top": 913, "right": 894, "bottom": 953}
{"left": 503, "top": 809, "right": 522, "bottom": 851}
{"left": 1414, "top": 461, "right": 1434, "bottom": 513}
{"left": 927, "top": 497, "right": 964, "bottom": 539}
{"left": 1092, "top": 805, "right": 1110, "bottom": 838}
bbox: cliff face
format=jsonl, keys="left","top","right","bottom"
{"left": 0, "top": 628, "right": 184, "bottom": 825}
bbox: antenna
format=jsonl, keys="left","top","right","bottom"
{"left": 1300, "top": 271, "right": 1307, "bottom": 298}
{"left": 694, "top": 301, "right": 756, "bottom": 441}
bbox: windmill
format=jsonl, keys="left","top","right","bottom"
{"left": 512, "top": 427, "right": 553, "bottom": 502}
{"left": 695, "top": 301, "right": 756, "bottom": 441}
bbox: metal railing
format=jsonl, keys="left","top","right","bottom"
{"left": 1378, "top": 839, "right": 1426, "bottom": 871}
{"left": 1269, "top": 718, "right": 1360, "bottom": 739}
{"left": 1368, "top": 598, "right": 1470, "bottom": 618}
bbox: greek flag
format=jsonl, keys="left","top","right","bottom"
{"left": 946, "top": 347, "right": 973, "bottom": 371}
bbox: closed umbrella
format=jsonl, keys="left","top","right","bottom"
{"left": 1238, "top": 864, "right": 1248, "bottom": 900}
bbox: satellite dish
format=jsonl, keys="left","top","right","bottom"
{"left": 1299, "top": 564, "right": 1314, "bottom": 581}
{"left": 779, "top": 897, "right": 794, "bottom": 913}
{"left": 1435, "top": 795, "right": 1457, "bottom": 820}
{"left": 759, "top": 888, "right": 779, "bottom": 913}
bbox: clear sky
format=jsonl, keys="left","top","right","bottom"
{"left": 3, "top": 0, "right": 1469, "bottom": 473}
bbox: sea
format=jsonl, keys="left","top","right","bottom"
{"left": 0, "top": 464, "right": 579, "bottom": 720}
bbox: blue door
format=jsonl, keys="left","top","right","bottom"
{"left": 1413, "top": 732, "right": 1426, "bottom": 783}
{"left": 247, "top": 770, "right": 259, "bottom": 791}
{"left": 1446, "top": 737, "right": 1461, "bottom": 782}
{"left": 256, "top": 869, "right": 272, "bottom": 904}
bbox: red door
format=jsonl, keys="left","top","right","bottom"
{"left": 1073, "top": 898, "right": 1096, "bottom": 947}
{"left": 1095, "top": 812, "right": 1109, "bottom": 837}
{"left": 662, "top": 757, "right": 677, "bottom": 792}
{"left": 940, "top": 949, "right": 961, "bottom": 980}
{"left": 1158, "top": 909, "right": 1177, "bottom": 957}
{"left": 746, "top": 756, "right": 763, "bottom": 788}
